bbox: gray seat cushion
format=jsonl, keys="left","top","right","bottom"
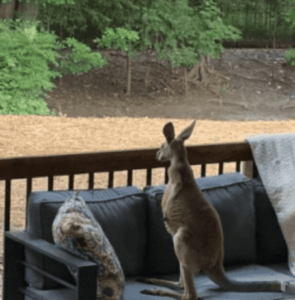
{"left": 25, "top": 187, "right": 148, "bottom": 289}
{"left": 253, "top": 178, "right": 288, "bottom": 264}
{"left": 144, "top": 173, "right": 257, "bottom": 275}
{"left": 123, "top": 264, "right": 290, "bottom": 300}
{"left": 25, "top": 264, "right": 292, "bottom": 300}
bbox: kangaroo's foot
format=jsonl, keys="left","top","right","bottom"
{"left": 140, "top": 288, "right": 199, "bottom": 299}
{"left": 136, "top": 276, "right": 184, "bottom": 290}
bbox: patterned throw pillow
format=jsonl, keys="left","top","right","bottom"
{"left": 52, "top": 192, "right": 125, "bottom": 300}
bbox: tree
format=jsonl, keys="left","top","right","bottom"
{"left": 140, "top": 0, "right": 241, "bottom": 96}
{"left": 36, "top": 0, "right": 148, "bottom": 45}
{"left": 0, "top": 0, "right": 16, "bottom": 19}
{"left": 0, "top": 18, "right": 106, "bottom": 115}
{"left": 94, "top": 27, "right": 139, "bottom": 96}
{"left": 0, "top": 0, "right": 74, "bottom": 21}
{"left": 283, "top": 0, "right": 295, "bottom": 65}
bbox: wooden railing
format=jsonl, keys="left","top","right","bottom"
{"left": 0, "top": 142, "right": 255, "bottom": 232}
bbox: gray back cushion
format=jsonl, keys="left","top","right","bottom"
{"left": 25, "top": 187, "right": 148, "bottom": 290}
{"left": 253, "top": 178, "right": 288, "bottom": 264}
{"left": 144, "top": 173, "right": 257, "bottom": 275}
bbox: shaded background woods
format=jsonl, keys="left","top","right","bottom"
{"left": 1, "top": 0, "right": 295, "bottom": 48}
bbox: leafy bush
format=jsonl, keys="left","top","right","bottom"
{"left": 284, "top": 49, "right": 295, "bottom": 65}
{"left": 140, "top": 0, "right": 241, "bottom": 69}
{"left": 0, "top": 19, "right": 106, "bottom": 116}
{"left": 283, "top": 0, "right": 295, "bottom": 65}
{"left": 57, "top": 37, "right": 107, "bottom": 75}
{"left": 94, "top": 27, "right": 139, "bottom": 57}
{"left": 0, "top": 19, "right": 60, "bottom": 115}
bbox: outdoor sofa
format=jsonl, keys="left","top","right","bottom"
{"left": 1, "top": 142, "right": 294, "bottom": 300}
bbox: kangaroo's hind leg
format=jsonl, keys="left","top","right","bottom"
{"left": 138, "top": 227, "right": 199, "bottom": 299}
{"left": 136, "top": 267, "right": 184, "bottom": 290}
{"left": 139, "top": 264, "right": 195, "bottom": 300}
{"left": 136, "top": 228, "right": 185, "bottom": 290}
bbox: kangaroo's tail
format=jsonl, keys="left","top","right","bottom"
{"left": 206, "top": 265, "right": 283, "bottom": 293}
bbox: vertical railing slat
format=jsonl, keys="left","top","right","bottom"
{"left": 88, "top": 172, "right": 94, "bottom": 190}
{"left": 146, "top": 169, "right": 152, "bottom": 186}
{"left": 48, "top": 176, "right": 54, "bottom": 191}
{"left": 69, "top": 175, "right": 74, "bottom": 190}
{"left": 108, "top": 172, "right": 114, "bottom": 188}
{"left": 253, "top": 162, "right": 259, "bottom": 178}
{"left": 127, "top": 170, "right": 133, "bottom": 186}
{"left": 4, "top": 179, "right": 11, "bottom": 231}
{"left": 201, "top": 164, "right": 206, "bottom": 177}
{"left": 218, "top": 163, "right": 224, "bottom": 175}
{"left": 26, "top": 178, "right": 32, "bottom": 228}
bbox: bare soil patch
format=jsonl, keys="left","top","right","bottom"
{"left": 45, "top": 48, "right": 295, "bottom": 121}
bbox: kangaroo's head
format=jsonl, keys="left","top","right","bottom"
{"left": 156, "top": 121, "right": 196, "bottom": 162}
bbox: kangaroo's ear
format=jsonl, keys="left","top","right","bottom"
{"left": 163, "top": 122, "right": 175, "bottom": 144}
{"left": 176, "top": 121, "right": 196, "bottom": 141}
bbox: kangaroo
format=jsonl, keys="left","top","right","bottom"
{"left": 136, "top": 121, "right": 285, "bottom": 300}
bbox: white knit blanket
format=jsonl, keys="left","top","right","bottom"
{"left": 246, "top": 133, "right": 295, "bottom": 276}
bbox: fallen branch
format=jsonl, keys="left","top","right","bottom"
{"left": 208, "top": 99, "right": 249, "bottom": 109}
{"left": 227, "top": 70, "right": 291, "bottom": 86}
{"left": 198, "top": 83, "right": 221, "bottom": 99}
{"left": 281, "top": 104, "right": 295, "bottom": 110}
{"left": 159, "top": 80, "right": 175, "bottom": 94}
{"left": 270, "top": 78, "right": 292, "bottom": 86}
{"left": 144, "top": 65, "right": 150, "bottom": 88}
{"left": 147, "top": 61, "right": 172, "bottom": 73}
{"left": 238, "top": 63, "right": 251, "bottom": 69}
{"left": 187, "top": 65, "right": 200, "bottom": 81}
{"left": 159, "top": 79, "right": 170, "bottom": 88}
{"left": 205, "top": 65, "right": 230, "bottom": 81}
{"left": 247, "top": 58, "right": 273, "bottom": 67}
{"left": 227, "top": 72, "right": 269, "bottom": 83}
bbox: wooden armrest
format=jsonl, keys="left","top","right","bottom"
{"left": 5, "top": 231, "right": 96, "bottom": 269}
{"left": 4, "top": 231, "right": 98, "bottom": 300}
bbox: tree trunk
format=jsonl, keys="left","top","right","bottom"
{"left": 0, "top": 0, "right": 16, "bottom": 19}
{"left": 264, "top": 2, "right": 268, "bottom": 44}
{"left": 199, "top": 56, "right": 206, "bottom": 82}
{"left": 272, "top": 4, "right": 277, "bottom": 49}
{"left": 244, "top": 3, "right": 248, "bottom": 33}
{"left": 126, "top": 55, "right": 131, "bottom": 96}
{"left": 273, "top": 34, "right": 276, "bottom": 49}
{"left": 17, "top": 1, "right": 38, "bottom": 20}
{"left": 184, "top": 67, "right": 188, "bottom": 97}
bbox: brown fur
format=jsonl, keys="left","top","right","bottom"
{"left": 137, "top": 121, "right": 282, "bottom": 300}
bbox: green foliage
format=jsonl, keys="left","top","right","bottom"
{"left": 37, "top": 0, "right": 143, "bottom": 45}
{"left": 0, "top": 19, "right": 60, "bottom": 115}
{"left": 38, "top": 0, "right": 106, "bottom": 40}
{"left": 1, "top": 0, "right": 75, "bottom": 5}
{"left": 283, "top": 0, "right": 295, "bottom": 65}
{"left": 141, "top": 0, "right": 241, "bottom": 68}
{"left": 0, "top": 19, "right": 106, "bottom": 116}
{"left": 58, "top": 38, "right": 107, "bottom": 75}
{"left": 283, "top": 0, "right": 295, "bottom": 28}
{"left": 193, "top": 0, "right": 241, "bottom": 58}
{"left": 284, "top": 49, "right": 295, "bottom": 65}
{"left": 0, "top": 91, "right": 56, "bottom": 115}
{"left": 214, "top": 0, "right": 295, "bottom": 46}
{"left": 221, "top": 86, "right": 227, "bottom": 93}
{"left": 94, "top": 27, "right": 140, "bottom": 58}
